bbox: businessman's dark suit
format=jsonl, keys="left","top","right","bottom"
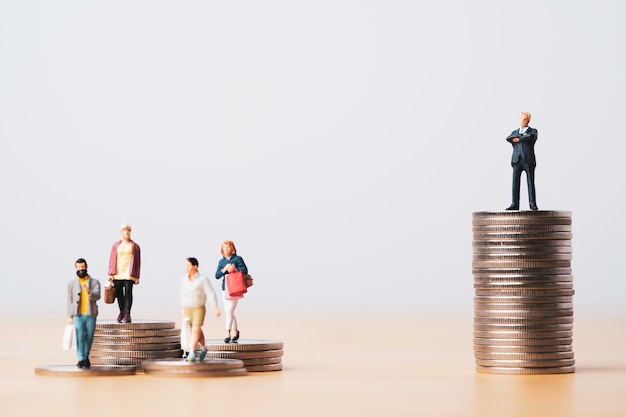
{"left": 506, "top": 126, "right": 538, "bottom": 209}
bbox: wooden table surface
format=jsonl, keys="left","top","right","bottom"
{"left": 1, "top": 314, "right": 625, "bottom": 417}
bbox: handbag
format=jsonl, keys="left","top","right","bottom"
{"left": 62, "top": 324, "right": 76, "bottom": 350}
{"left": 244, "top": 273, "right": 253, "bottom": 288}
{"left": 226, "top": 271, "right": 247, "bottom": 298}
{"left": 104, "top": 283, "right": 116, "bottom": 304}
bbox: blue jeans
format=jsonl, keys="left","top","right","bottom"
{"left": 74, "top": 315, "right": 96, "bottom": 361}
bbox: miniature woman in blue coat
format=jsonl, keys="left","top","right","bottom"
{"left": 215, "top": 240, "right": 248, "bottom": 343}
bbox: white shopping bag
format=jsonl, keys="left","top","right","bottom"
{"left": 62, "top": 324, "right": 76, "bottom": 350}
{"left": 180, "top": 317, "right": 192, "bottom": 353}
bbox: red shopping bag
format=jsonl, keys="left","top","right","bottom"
{"left": 226, "top": 271, "right": 247, "bottom": 298}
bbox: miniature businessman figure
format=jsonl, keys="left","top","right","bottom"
{"left": 108, "top": 223, "right": 141, "bottom": 323}
{"left": 67, "top": 258, "right": 101, "bottom": 369}
{"left": 506, "top": 111, "right": 538, "bottom": 211}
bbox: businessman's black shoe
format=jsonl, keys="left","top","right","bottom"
{"left": 530, "top": 204, "right": 539, "bottom": 211}
{"left": 506, "top": 205, "right": 519, "bottom": 210}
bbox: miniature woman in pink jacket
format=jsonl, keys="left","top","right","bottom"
{"left": 108, "top": 223, "right": 141, "bottom": 323}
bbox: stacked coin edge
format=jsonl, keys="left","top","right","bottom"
{"left": 472, "top": 211, "right": 575, "bottom": 375}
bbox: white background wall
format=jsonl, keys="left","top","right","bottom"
{"left": 1, "top": 1, "right": 624, "bottom": 317}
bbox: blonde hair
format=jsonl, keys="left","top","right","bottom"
{"left": 521, "top": 111, "right": 532, "bottom": 119}
{"left": 220, "top": 240, "right": 237, "bottom": 256}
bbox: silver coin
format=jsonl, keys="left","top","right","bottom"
{"left": 473, "top": 323, "right": 573, "bottom": 331}
{"left": 91, "top": 342, "right": 181, "bottom": 351}
{"left": 240, "top": 357, "right": 283, "bottom": 366}
{"left": 475, "top": 365, "right": 575, "bottom": 375}
{"left": 474, "top": 316, "right": 573, "bottom": 324}
{"left": 473, "top": 225, "right": 572, "bottom": 233}
{"left": 474, "top": 282, "right": 574, "bottom": 290}
{"left": 95, "top": 328, "right": 180, "bottom": 338}
{"left": 96, "top": 320, "right": 176, "bottom": 330}
{"left": 474, "top": 296, "right": 574, "bottom": 303}
{"left": 473, "top": 211, "right": 571, "bottom": 218}
{"left": 473, "top": 330, "right": 573, "bottom": 339}
{"left": 474, "top": 351, "right": 574, "bottom": 360}
{"left": 474, "top": 302, "right": 574, "bottom": 310}
{"left": 473, "top": 337, "right": 573, "bottom": 346}
{"left": 473, "top": 268, "right": 572, "bottom": 276}
{"left": 473, "top": 217, "right": 571, "bottom": 226}
{"left": 473, "top": 232, "right": 573, "bottom": 240}
{"left": 246, "top": 363, "right": 283, "bottom": 372}
{"left": 474, "top": 309, "right": 574, "bottom": 318}
{"left": 90, "top": 357, "right": 147, "bottom": 366}
{"left": 475, "top": 289, "right": 575, "bottom": 297}
{"left": 203, "top": 349, "right": 284, "bottom": 359}
{"left": 90, "top": 349, "right": 183, "bottom": 359}
{"left": 141, "top": 358, "right": 244, "bottom": 371}
{"left": 473, "top": 260, "right": 571, "bottom": 269}
{"left": 472, "top": 221, "right": 571, "bottom": 229}
{"left": 143, "top": 368, "right": 248, "bottom": 377}
{"left": 204, "top": 340, "right": 284, "bottom": 351}
{"left": 473, "top": 344, "right": 573, "bottom": 353}
{"left": 473, "top": 239, "right": 571, "bottom": 247}
{"left": 93, "top": 335, "right": 181, "bottom": 344}
{"left": 474, "top": 277, "right": 574, "bottom": 285}
{"left": 472, "top": 245, "right": 572, "bottom": 254}
{"left": 473, "top": 275, "right": 574, "bottom": 283}
{"left": 35, "top": 365, "right": 137, "bottom": 377}
{"left": 475, "top": 358, "right": 575, "bottom": 368}
{"left": 473, "top": 253, "right": 572, "bottom": 261}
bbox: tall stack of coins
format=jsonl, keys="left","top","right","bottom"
{"left": 472, "top": 211, "right": 575, "bottom": 375}
{"left": 90, "top": 320, "right": 182, "bottom": 368}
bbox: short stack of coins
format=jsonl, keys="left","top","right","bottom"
{"left": 472, "top": 211, "right": 575, "bottom": 375}
{"left": 90, "top": 320, "right": 182, "bottom": 368}
{"left": 203, "top": 340, "right": 284, "bottom": 372}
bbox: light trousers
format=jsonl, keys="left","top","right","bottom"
{"left": 222, "top": 292, "right": 239, "bottom": 331}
